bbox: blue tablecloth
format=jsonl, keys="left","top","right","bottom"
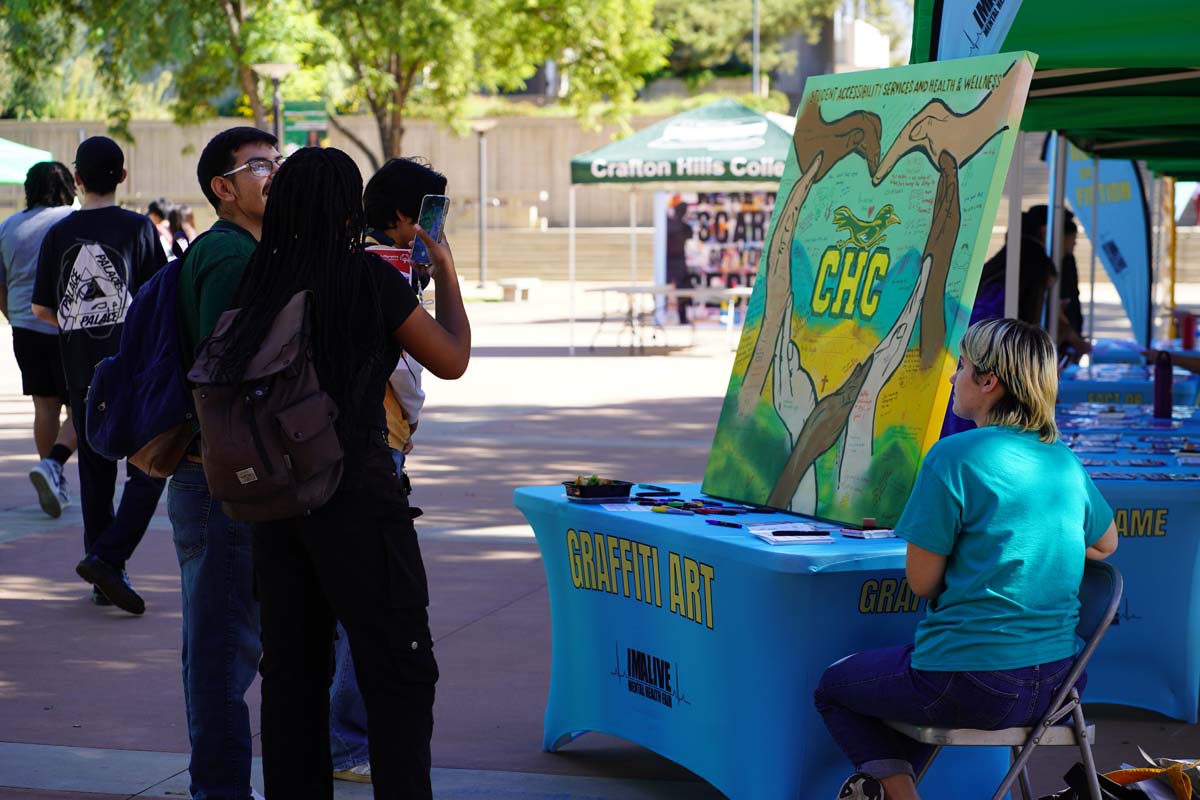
{"left": 1058, "top": 363, "right": 1200, "bottom": 406}
{"left": 514, "top": 484, "right": 1008, "bottom": 800}
{"left": 1090, "top": 338, "right": 1200, "bottom": 365}
{"left": 1056, "top": 420, "right": 1200, "bottom": 722}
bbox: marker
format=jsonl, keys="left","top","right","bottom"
{"left": 771, "top": 530, "right": 828, "bottom": 537}
{"left": 651, "top": 505, "right": 693, "bottom": 515}
{"left": 638, "top": 484, "right": 672, "bottom": 492}
{"left": 705, "top": 519, "right": 742, "bottom": 528}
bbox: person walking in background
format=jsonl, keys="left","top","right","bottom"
{"left": 0, "top": 161, "right": 78, "bottom": 518}
{"left": 148, "top": 197, "right": 177, "bottom": 257}
{"left": 665, "top": 199, "right": 693, "bottom": 324}
{"left": 171, "top": 126, "right": 280, "bottom": 800}
{"left": 168, "top": 203, "right": 197, "bottom": 257}
{"left": 31, "top": 136, "right": 167, "bottom": 614}
{"left": 203, "top": 146, "right": 470, "bottom": 799}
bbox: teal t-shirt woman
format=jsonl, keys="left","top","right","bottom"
{"left": 814, "top": 318, "right": 1118, "bottom": 800}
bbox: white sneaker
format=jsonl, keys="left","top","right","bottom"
{"left": 332, "top": 762, "right": 372, "bottom": 783}
{"left": 56, "top": 472, "right": 70, "bottom": 512}
{"left": 29, "top": 458, "right": 65, "bottom": 518}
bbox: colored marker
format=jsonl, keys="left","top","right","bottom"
{"left": 651, "top": 505, "right": 693, "bottom": 515}
{"left": 638, "top": 484, "right": 672, "bottom": 492}
{"left": 705, "top": 519, "right": 742, "bottom": 528}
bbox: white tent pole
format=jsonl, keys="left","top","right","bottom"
{"left": 1048, "top": 131, "right": 1067, "bottom": 348}
{"left": 629, "top": 192, "right": 638, "bottom": 284}
{"left": 1004, "top": 131, "right": 1024, "bottom": 319}
{"left": 1147, "top": 176, "right": 1156, "bottom": 343}
{"left": 1087, "top": 155, "right": 1099, "bottom": 340}
{"left": 569, "top": 185, "right": 577, "bottom": 356}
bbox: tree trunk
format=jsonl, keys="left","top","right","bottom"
{"left": 218, "top": 0, "right": 268, "bottom": 131}
{"left": 384, "top": 107, "right": 405, "bottom": 162}
{"left": 328, "top": 113, "right": 382, "bottom": 173}
{"left": 237, "top": 64, "right": 269, "bottom": 131}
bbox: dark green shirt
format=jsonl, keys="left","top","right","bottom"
{"left": 177, "top": 220, "right": 257, "bottom": 364}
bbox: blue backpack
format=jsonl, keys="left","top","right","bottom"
{"left": 86, "top": 230, "right": 224, "bottom": 475}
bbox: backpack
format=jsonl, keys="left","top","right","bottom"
{"left": 86, "top": 241, "right": 198, "bottom": 476}
{"left": 187, "top": 290, "right": 343, "bottom": 521}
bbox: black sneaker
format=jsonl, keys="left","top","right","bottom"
{"left": 76, "top": 555, "right": 145, "bottom": 615}
{"left": 90, "top": 586, "right": 112, "bottom": 606}
{"left": 838, "top": 773, "right": 885, "bottom": 800}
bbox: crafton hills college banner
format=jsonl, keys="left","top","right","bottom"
{"left": 703, "top": 51, "right": 1036, "bottom": 527}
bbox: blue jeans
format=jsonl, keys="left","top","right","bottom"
{"left": 813, "top": 643, "right": 1078, "bottom": 781}
{"left": 329, "top": 449, "right": 406, "bottom": 771}
{"left": 169, "top": 461, "right": 262, "bottom": 800}
{"left": 330, "top": 621, "right": 369, "bottom": 770}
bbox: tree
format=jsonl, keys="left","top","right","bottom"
{"left": 0, "top": 0, "right": 322, "bottom": 134}
{"left": 3, "top": 0, "right": 667, "bottom": 168}
{"left": 311, "top": 0, "right": 669, "bottom": 169}
{"left": 654, "top": 0, "right": 902, "bottom": 77}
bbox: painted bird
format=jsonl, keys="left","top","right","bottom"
{"left": 832, "top": 204, "right": 901, "bottom": 250}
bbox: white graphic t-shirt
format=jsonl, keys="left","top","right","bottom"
{"left": 57, "top": 242, "right": 134, "bottom": 333}
{"left": 32, "top": 206, "right": 166, "bottom": 389}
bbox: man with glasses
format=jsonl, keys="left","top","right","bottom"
{"left": 169, "top": 126, "right": 280, "bottom": 800}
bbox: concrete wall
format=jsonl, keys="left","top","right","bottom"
{"left": 1, "top": 117, "right": 1196, "bottom": 284}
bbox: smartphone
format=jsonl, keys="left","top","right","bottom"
{"left": 411, "top": 194, "right": 449, "bottom": 265}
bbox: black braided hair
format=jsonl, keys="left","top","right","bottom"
{"left": 24, "top": 162, "right": 75, "bottom": 210}
{"left": 207, "top": 146, "right": 387, "bottom": 436}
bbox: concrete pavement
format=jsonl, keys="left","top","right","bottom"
{"left": 0, "top": 281, "right": 1196, "bottom": 799}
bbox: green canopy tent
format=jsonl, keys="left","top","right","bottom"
{"left": 0, "top": 137, "right": 53, "bottom": 184}
{"left": 910, "top": 0, "right": 1200, "bottom": 343}
{"left": 566, "top": 98, "right": 795, "bottom": 352}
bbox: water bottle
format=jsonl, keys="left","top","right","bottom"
{"left": 1181, "top": 312, "right": 1196, "bottom": 351}
{"left": 1153, "top": 350, "right": 1173, "bottom": 419}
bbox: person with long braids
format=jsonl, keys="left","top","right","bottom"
{"left": 206, "top": 147, "right": 470, "bottom": 799}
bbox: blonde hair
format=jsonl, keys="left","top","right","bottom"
{"left": 960, "top": 318, "right": 1059, "bottom": 443}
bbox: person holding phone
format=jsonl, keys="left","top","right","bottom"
{"left": 326, "top": 157, "right": 449, "bottom": 785}
{"left": 814, "top": 319, "right": 1117, "bottom": 800}
{"left": 209, "top": 147, "right": 469, "bottom": 798}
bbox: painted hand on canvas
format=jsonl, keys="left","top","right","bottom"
{"left": 833, "top": 255, "right": 932, "bottom": 509}
{"left": 770, "top": 304, "right": 817, "bottom": 513}
{"left": 737, "top": 105, "right": 883, "bottom": 419}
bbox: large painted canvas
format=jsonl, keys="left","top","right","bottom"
{"left": 702, "top": 52, "right": 1036, "bottom": 527}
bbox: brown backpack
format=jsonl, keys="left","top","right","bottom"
{"left": 188, "top": 290, "right": 343, "bottom": 521}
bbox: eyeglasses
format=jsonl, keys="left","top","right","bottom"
{"left": 222, "top": 157, "right": 283, "bottom": 179}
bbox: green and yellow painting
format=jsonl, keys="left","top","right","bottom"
{"left": 703, "top": 52, "right": 1036, "bottom": 527}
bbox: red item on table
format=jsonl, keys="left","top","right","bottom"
{"left": 1181, "top": 312, "right": 1196, "bottom": 351}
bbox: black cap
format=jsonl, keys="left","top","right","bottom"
{"left": 74, "top": 136, "right": 124, "bottom": 185}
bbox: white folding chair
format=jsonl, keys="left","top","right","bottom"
{"left": 885, "top": 560, "right": 1123, "bottom": 800}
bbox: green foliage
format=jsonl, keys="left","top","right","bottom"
{"left": 655, "top": 0, "right": 842, "bottom": 76}
{"left": 310, "top": 0, "right": 670, "bottom": 163}
{"left": 2, "top": 0, "right": 669, "bottom": 164}
{"left": 653, "top": 0, "right": 905, "bottom": 76}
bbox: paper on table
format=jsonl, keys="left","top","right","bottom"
{"left": 599, "top": 503, "right": 652, "bottom": 512}
{"left": 749, "top": 531, "right": 835, "bottom": 545}
{"left": 839, "top": 529, "right": 896, "bottom": 539}
{"left": 747, "top": 521, "right": 824, "bottom": 534}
